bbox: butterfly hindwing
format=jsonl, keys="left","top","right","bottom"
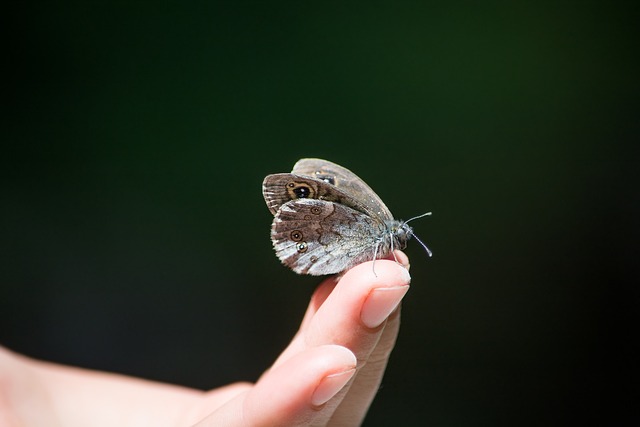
{"left": 271, "top": 198, "right": 384, "bottom": 275}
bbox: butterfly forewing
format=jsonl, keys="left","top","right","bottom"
{"left": 262, "top": 173, "right": 383, "bottom": 220}
{"left": 292, "top": 158, "right": 394, "bottom": 220}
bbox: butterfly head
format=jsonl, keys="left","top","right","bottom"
{"left": 399, "top": 212, "right": 433, "bottom": 257}
{"left": 388, "top": 221, "right": 413, "bottom": 250}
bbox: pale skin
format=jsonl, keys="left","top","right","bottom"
{"left": 0, "top": 252, "right": 411, "bottom": 427}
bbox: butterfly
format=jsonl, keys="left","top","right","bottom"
{"left": 262, "top": 158, "right": 431, "bottom": 275}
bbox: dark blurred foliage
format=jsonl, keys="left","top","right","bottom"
{"left": 1, "top": 2, "right": 637, "bottom": 425}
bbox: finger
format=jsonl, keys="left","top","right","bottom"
{"left": 298, "top": 250, "right": 409, "bottom": 339}
{"left": 193, "top": 345, "right": 356, "bottom": 427}
{"left": 269, "top": 277, "right": 337, "bottom": 370}
{"left": 300, "top": 259, "right": 410, "bottom": 425}
{"left": 333, "top": 251, "right": 411, "bottom": 421}
{"left": 258, "top": 252, "right": 410, "bottom": 427}
{"left": 329, "top": 304, "right": 402, "bottom": 424}
{"left": 298, "top": 277, "right": 337, "bottom": 335}
{"left": 381, "top": 249, "right": 410, "bottom": 269}
{"left": 199, "top": 382, "right": 252, "bottom": 411}
{"left": 303, "top": 258, "right": 410, "bottom": 362}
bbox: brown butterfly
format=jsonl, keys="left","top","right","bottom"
{"left": 262, "top": 158, "right": 431, "bottom": 275}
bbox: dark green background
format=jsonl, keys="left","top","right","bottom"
{"left": 2, "top": 2, "right": 637, "bottom": 425}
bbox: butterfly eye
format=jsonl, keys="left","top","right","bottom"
{"left": 290, "top": 230, "right": 304, "bottom": 241}
{"left": 310, "top": 206, "right": 322, "bottom": 215}
{"left": 296, "top": 242, "right": 308, "bottom": 253}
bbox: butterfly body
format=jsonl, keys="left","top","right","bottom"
{"left": 263, "top": 158, "right": 428, "bottom": 275}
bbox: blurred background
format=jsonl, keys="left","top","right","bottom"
{"left": 2, "top": 2, "right": 637, "bottom": 425}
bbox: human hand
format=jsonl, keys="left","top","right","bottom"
{"left": 195, "top": 252, "right": 411, "bottom": 426}
{"left": 0, "top": 253, "right": 411, "bottom": 426}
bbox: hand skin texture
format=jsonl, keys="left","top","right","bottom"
{"left": 0, "top": 252, "right": 411, "bottom": 427}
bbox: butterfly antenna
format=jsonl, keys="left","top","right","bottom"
{"left": 404, "top": 211, "right": 432, "bottom": 224}
{"left": 402, "top": 212, "right": 433, "bottom": 258}
{"left": 411, "top": 232, "right": 433, "bottom": 257}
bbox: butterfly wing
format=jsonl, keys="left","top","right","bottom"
{"left": 263, "top": 173, "right": 380, "bottom": 220}
{"left": 292, "top": 158, "right": 394, "bottom": 220}
{"left": 271, "top": 198, "right": 384, "bottom": 275}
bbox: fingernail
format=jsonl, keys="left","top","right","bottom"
{"left": 311, "top": 368, "right": 356, "bottom": 407}
{"left": 361, "top": 285, "right": 410, "bottom": 329}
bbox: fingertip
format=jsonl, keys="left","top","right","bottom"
{"left": 360, "top": 284, "right": 409, "bottom": 329}
{"left": 310, "top": 367, "right": 356, "bottom": 407}
{"left": 243, "top": 345, "right": 357, "bottom": 425}
{"left": 323, "top": 343, "right": 358, "bottom": 368}
{"left": 339, "top": 258, "right": 411, "bottom": 289}
{"left": 392, "top": 250, "right": 410, "bottom": 270}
